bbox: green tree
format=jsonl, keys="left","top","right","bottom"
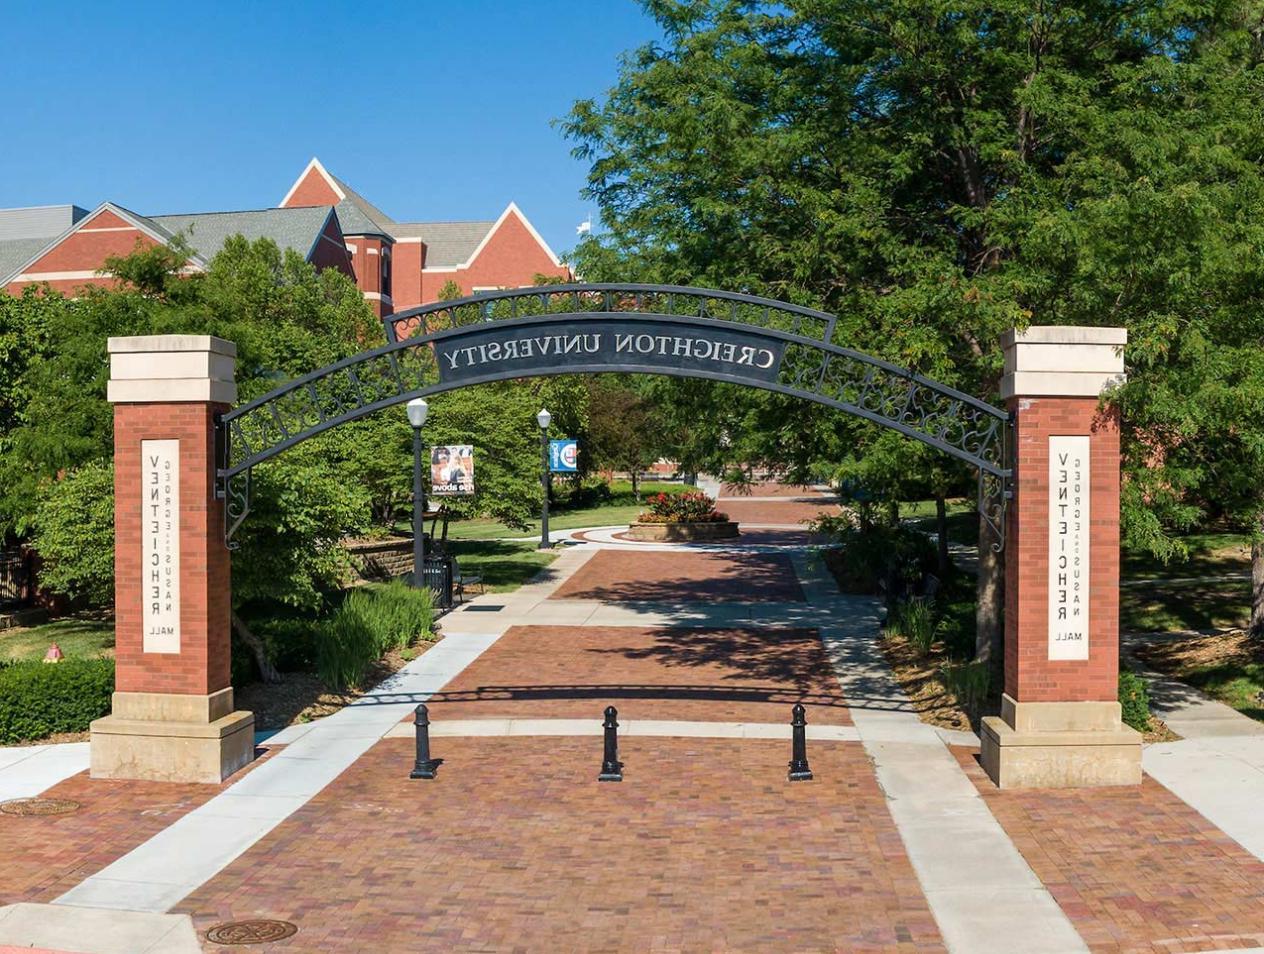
{"left": 585, "top": 377, "right": 666, "bottom": 499}
{"left": 563, "top": 0, "right": 1264, "bottom": 656}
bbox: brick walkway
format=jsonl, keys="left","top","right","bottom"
{"left": 718, "top": 499, "right": 840, "bottom": 525}
{"left": 177, "top": 737, "right": 944, "bottom": 953}
{"left": 551, "top": 549, "right": 804, "bottom": 603}
{"left": 954, "top": 747, "right": 1264, "bottom": 953}
{"left": 0, "top": 748, "right": 278, "bottom": 905}
{"left": 425, "top": 624, "right": 852, "bottom": 724}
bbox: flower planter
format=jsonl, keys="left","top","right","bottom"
{"left": 625, "top": 520, "right": 740, "bottom": 542}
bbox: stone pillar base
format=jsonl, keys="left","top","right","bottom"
{"left": 980, "top": 694, "right": 1141, "bottom": 789}
{"left": 90, "top": 688, "right": 255, "bottom": 783}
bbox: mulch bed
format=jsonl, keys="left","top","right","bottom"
{"left": 236, "top": 638, "right": 440, "bottom": 731}
{"left": 879, "top": 634, "right": 981, "bottom": 734}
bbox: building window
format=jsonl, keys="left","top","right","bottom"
{"left": 381, "top": 248, "right": 392, "bottom": 298}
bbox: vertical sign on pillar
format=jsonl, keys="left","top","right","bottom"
{"left": 142, "top": 438, "right": 181, "bottom": 653}
{"left": 1048, "top": 435, "right": 1090, "bottom": 661}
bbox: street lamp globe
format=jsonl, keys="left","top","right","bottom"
{"left": 537, "top": 408, "right": 552, "bottom": 430}
{"left": 406, "top": 398, "right": 429, "bottom": 428}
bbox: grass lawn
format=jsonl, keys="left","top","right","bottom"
{"left": 901, "top": 498, "right": 977, "bottom": 546}
{"left": 446, "top": 539, "right": 559, "bottom": 592}
{"left": 1135, "top": 631, "right": 1264, "bottom": 722}
{"left": 0, "top": 615, "right": 114, "bottom": 662}
{"left": 1122, "top": 580, "right": 1249, "bottom": 634}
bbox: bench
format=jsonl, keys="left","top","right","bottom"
{"left": 453, "top": 558, "right": 484, "bottom": 603}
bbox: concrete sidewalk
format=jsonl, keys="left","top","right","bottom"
{"left": 1134, "top": 654, "right": 1264, "bottom": 863}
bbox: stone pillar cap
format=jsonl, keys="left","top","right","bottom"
{"left": 1001, "top": 325, "right": 1126, "bottom": 400}
{"left": 107, "top": 335, "right": 237, "bottom": 404}
{"left": 108, "top": 334, "right": 237, "bottom": 357}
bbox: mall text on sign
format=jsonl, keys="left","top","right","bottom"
{"left": 1048, "top": 435, "right": 1090, "bottom": 661}
{"left": 141, "top": 439, "right": 181, "bottom": 654}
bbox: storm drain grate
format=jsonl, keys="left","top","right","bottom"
{"left": 463, "top": 604, "right": 504, "bottom": 612}
{"left": 0, "top": 797, "right": 81, "bottom": 816}
{"left": 206, "top": 919, "right": 298, "bottom": 945}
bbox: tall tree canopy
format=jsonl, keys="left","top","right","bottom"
{"left": 563, "top": 0, "right": 1264, "bottom": 634}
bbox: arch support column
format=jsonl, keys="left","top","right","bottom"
{"left": 90, "top": 335, "right": 254, "bottom": 783}
{"left": 981, "top": 326, "right": 1141, "bottom": 788}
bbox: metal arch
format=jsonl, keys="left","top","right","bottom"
{"left": 382, "top": 283, "right": 840, "bottom": 346}
{"left": 218, "top": 295, "right": 1012, "bottom": 549}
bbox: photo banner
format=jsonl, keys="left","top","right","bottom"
{"left": 430, "top": 444, "right": 475, "bottom": 496}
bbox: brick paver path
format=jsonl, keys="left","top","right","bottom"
{"left": 719, "top": 480, "right": 827, "bottom": 498}
{"left": 551, "top": 549, "right": 804, "bottom": 603}
{"left": 425, "top": 624, "right": 852, "bottom": 724}
{"left": 178, "top": 737, "right": 944, "bottom": 953}
{"left": 0, "top": 748, "right": 278, "bottom": 905}
{"left": 718, "top": 499, "right": 840, "bottom": 525}
{"left": 954, "top": 747, "right": 1264, "bottom": 953}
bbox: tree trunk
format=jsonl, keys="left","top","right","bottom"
{"left": 232, "top": 611, "right": 281, "bottom": 684}
{"left": 1252, "top": 534, "right": 1264, "bottom": 639}
{"left": 935, "top": 495, "right": 950, "bottom": 578}
{"left": 975, "top": 514, "right": 1004, "bottom": 667}
{"left": 632, "top": 469, "right": 640, "bottom": 502}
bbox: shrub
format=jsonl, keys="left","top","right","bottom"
{"left": 815, "top": 521, "right": 937, "bottom": 597}
{"left": 888, "top": 598, "right": 935, "bottom": 655}
{"left": 638, "top": 491, "right": 727, "bottom": 523}
{"left": 0, "top": 657, "right": 115, "bottom": 744}
{"left": 940, "top": 661, "right": 991, "bottom": 718}
{"left": 1119, "top": 670, "right": 1151, "bottom": 732}
{"left": 315, "top": 582, "right": 436, "bottom": 691}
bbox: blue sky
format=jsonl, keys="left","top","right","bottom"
{"left": 0, "top": 1, "right": 661, "bottom": 259}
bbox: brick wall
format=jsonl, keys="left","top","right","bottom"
{"left": 1005, "top": 395, "right": 1120, "bottom": 703}
{"left": 113, "top": 402, "right": 231, "bottom": 696}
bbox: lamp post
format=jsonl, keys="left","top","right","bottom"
{"left": 537, "top": 408, "right": 552, "bottom": 550}
{"left": 406, "top": 398, "right": 429, "bottom": 589}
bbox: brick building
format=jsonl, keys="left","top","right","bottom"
{"left": 0, "top": 158, "right": 568, "bottom": 315}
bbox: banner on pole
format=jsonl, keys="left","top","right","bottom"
{"left": 431, "top": 445, "right": 475, "bottom": 496}
{"left": 549, "top": 439, "right": 579, "bottom": 473}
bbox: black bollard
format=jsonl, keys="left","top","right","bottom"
{"left": 598, "top": 705, "right": 623, "bottom": 782}
{"left": 409, "top": 703, "right": 442, "bottom": 779}
{"left": 788, "top": 703, "right": 813, "bottom": 781}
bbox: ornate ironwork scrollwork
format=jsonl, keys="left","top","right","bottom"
{"left": 218, "top": 285, "right": 1012, "bottom": 547}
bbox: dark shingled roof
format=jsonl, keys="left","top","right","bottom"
{"left": 391, "top": 220, "right": 496, "bottom": 268}
{"left": 147, "top": 207, "right": 336, "bottom": 262}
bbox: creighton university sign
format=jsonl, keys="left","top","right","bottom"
{"left": 434, "top": 318, "right": 787, "bottom": 385}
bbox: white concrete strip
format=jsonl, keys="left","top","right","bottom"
{"left": 383, "top": 717, "right": 860, "bottom": 741}
{"left": 0, "top": 742, "right": 90, "bottom": 800}
{"left": 0, "top": 903, "right": 200, "bottom": 954}
{"left": 54, "top": 631, "right": 506, "bottom": 914}
{"left": 792, "top": 553, "right": 1088, "bottom": 954}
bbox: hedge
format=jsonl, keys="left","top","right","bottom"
{"left": 0, "top": 657, "right": 115, "bottom": 744}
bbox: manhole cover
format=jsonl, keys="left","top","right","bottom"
{"left": 0, "top": 797, "right": 81, "bottom": 816}
{"left": 206, "top": 919, "right": 298, "bottom": 945}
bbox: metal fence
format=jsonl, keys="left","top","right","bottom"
{"left": 0, "top": 548, "right": 32, "bottom": 606}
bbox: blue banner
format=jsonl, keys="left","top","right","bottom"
{"left": 549, "top": 439, "right": 578, "bottom": 473}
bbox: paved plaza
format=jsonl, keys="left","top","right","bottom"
{"left": 4, "top": 487, "right": 1264, "bottom": 952}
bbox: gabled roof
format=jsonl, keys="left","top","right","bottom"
{"left": 281, "top": 158, "right": 395, "bottom": 232}
{"left": 148, "top": 206, "right": 338, "bottom": 263}
{"left": 0, "top": 202, "right": 187, "bottom": 286}
{"left": 333, "top": 199, "right": 392, "bottom": 239}
{"left": 391, "top": 220, "right": 496, "bottom": 267}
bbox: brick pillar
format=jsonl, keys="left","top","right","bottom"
{"left": 90, "top": 335, "right": 254, "bottom": 783}
{"left": 980, "top": 326, "right": 1141, "bottom": 789}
